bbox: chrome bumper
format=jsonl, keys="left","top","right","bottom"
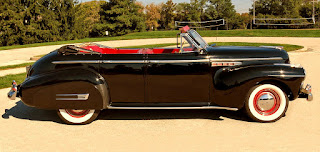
{"left": 299, "top": 84, "right": 313, "bottom": 101}
{"left": 7, "top": 80, "right": 18, "bottom": 100}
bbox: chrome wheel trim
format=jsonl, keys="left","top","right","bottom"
{"left": 65, "top": 109, "right": 90, "bottom": 118}
{"left": 248, "top": 84, "right": 287, "bottom": 121}
{"left": 253, "top": 89, "right": 281, "bottom": 116}
{"left": 59, "top": 109, "right": 95, "bottom": 124}
{"left": 257, "top": 93, "right": 275, "bottom": 111}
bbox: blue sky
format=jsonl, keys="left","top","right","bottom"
{"left": 79, "top": 0, "right": 252, "bottom": 13}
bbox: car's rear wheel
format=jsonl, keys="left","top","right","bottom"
{"left": 57, "top": 109, "right": 100, "bottom": 125}
{"left": 245, "top": 84, "right": 288, "bottom": 122}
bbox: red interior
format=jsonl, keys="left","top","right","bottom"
{"left": 80, "top": 45, "right": 194, "bottom": 54}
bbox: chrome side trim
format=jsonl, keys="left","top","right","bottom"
{"left": 211, "top": 62, "right": 242, "bottom": 67}
{"left": 259, "top": 46, "right": 283, "bottom": 50}
{"left": 102, "top": 60, "right": 146, "bottom": 64}
{"left": 210, "top": 57, "right": 283, "bottom": 62}
{"left": 53, "top": 59, "right": 210, "bottom": 64}
{"left": 149, "top": 59, "right": 209, "bottom": 63}
{"left": 52, "top": 60, "right": 100, "bottom": 64}
{"left": 269, "top": 75, "right": 305, "bottom": 78}
{"left": 53, "top": 57, "right": 282, "bottom": 64}
{"left": 273, "top": 63, "right": 303, "bottom": 68}
{"left": 56, "top": 93, "right": 89, "bottom": 101}
{"left": 107, "top": 106, "right": 238, "bottom": 111}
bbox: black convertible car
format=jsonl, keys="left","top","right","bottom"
{"left": 8, "top": 26, "right": 312, "bottom": 124}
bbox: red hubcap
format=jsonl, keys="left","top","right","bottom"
{"left": 66, "top": 109, "right": 90, "bottom": 118}
{"left": 253, "top": 89, "right": 281, "bottom": 116}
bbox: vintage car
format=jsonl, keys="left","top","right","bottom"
{"left": 8, "top": 26, "right": 312, "bottom": 124}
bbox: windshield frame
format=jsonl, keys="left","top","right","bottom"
{"left": 187, "top": 29, "right": 209, "bottom": 49}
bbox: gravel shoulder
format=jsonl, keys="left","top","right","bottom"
{"left": 0, "top": 37, "right": 319, "bottom": 151}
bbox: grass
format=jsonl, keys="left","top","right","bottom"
{"left": 0, "top": 29, "right": 318, "bottom": 51}
{"left": 0, "top": 73, "right": 26, "bottom": 89}
{"left": 211, "top": 42, "right": 303, "bottom": 52}
{"left": 118, "top": 43, "right": 177, "bottom": 48}
{"left": 120, "top": 42, "right": 303, "bottom": 52}
{"left": 0, "top": 62, "right": 34, "bottom": 71}
{"left": 31, "top": 42, "right": 302, "bottom": 59}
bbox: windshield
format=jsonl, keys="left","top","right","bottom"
{"left": 187, "top": 29, "right": 208, "bottom": 49}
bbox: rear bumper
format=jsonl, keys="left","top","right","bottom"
{"left": 299, "top": 84, "right": 313, "bottom": 101}
{"left": 7, "top": 80, "right": 19, "bottom": 100}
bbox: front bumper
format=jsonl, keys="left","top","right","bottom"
{"left": 299, "top": 84, "right": 313, "bottom": 101}
{"left": 7, "top": 80, "right": 19, "bottom": 100}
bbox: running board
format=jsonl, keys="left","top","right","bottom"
{"left": 107, "top": 106, "right": 238, "bottom": 111}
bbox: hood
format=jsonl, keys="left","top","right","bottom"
{"left": 206, "top": 46, "right": 289, "bottom": 62}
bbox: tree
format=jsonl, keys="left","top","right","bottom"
{"left": 97, "top": 0, "right": 145, "bottom": 36}
{"left": 254, "top": 0, "right": 303, "bottom": 17}
{"left": 0, "top": 0, "right": 88, "bottom": 46}
{"left": 145, "top": 3, "right": 161, "bottom": 31}
{"left": 251, "top": 0, "right": 319, "bottom": 27}
{"left": 300, "top": 0, "right": 320, "bottom": 27}
{"left": 74, "top": 1, "right": 105, "bottom": 38}
{"left": 52, "top": 0, "right": 78, "bottom": 40}
{"left": 175, "top": 0, "right": 206, "bottom": 22}
{"left": 240, "top": 13, "right": 252, "bottom": 29}
{"left": 0, "top": 0, "right": 26, "bottom": 46}
{"left": 207, "top": 0, "right": 238, "bottom": 30}
{"left": 160, "top": 0, "right": 176, "bottom": 30}
{"left": 22, "top": 0, "right": 62, "bottom": 44}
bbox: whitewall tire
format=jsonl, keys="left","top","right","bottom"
{"left": 245, "top": 84, "right": 288, "bottom": 122}
{"left": 57, "top": 109, "right": 100, "bottom": 125}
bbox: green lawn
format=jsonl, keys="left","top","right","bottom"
{"left": 211, "top": 42, "right": 303, "bottom": 52}
{"left": 0, "top": 29, "right": 318, "bottom": 51}
{"left": 119, "top": 43, "right": 177, "bottom": 48}
{"left": 0, "top": 62, "right": 34, "bottom": 71}
{"left": 0, "top": 73, "right": 26, "bottom": 89}
{"left": 121, "top": 42, "right": 304, "bottom": 52}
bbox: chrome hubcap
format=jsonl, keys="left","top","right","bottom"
{"left": 253, "top": 89, "right": 281, "bottom": 116}
{"left": 66, "top": 109, "right": 90, "bottom": 118}
{"left": 257, "top": 93, "right": 275, "bottom": 111}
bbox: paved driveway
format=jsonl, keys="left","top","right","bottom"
{"left": 0, "top": 37, "right": 319, "bottom": 151}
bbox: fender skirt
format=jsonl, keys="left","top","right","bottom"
{"left": 19, "top": 68, "right": 109, "bottom": 110}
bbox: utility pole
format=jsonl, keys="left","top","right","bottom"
{"left": 253, "top": 0, "right": 256, "bottom": 25}
{"left": 312, "top": 0, "right": 316, "bottom": 24}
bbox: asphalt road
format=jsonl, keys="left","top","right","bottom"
{"left": 0, "top": 37, "right": 319, "bottom": 151}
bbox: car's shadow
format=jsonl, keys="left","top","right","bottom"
{"left": 2, "top": 101, "right": 253, "bottom": 124}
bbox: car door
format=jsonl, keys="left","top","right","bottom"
{"left": 146, "top": 52, "right": 210, "bottom": 103}
{"left": 100, "top": 54, "right": 146, "bottom": 103}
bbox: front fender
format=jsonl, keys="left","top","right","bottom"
{"left": 212, "top": 64, "right": 305, "bottom": 108}
{"left": 19, "top": 68, "right": 109, "bottom": 110}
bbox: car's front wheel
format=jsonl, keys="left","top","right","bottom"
{"left": 245, "top": 84, "right": 288, "bottom": 122}
{"left": 57, "top": 109, "right": 100, "bottom": 125}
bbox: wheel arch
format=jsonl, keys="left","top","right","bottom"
{"left": 20, "top": 68, "right": 110, "bottom": 110}
{"left": 257, "top": 79, "right": 293, "bottom": 100}
{"left": 212, "top": 64, "right": 304, "bottom": 109}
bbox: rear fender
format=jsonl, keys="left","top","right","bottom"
{"left": 20, "top": 68, "right": 109, "bottom": 110}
